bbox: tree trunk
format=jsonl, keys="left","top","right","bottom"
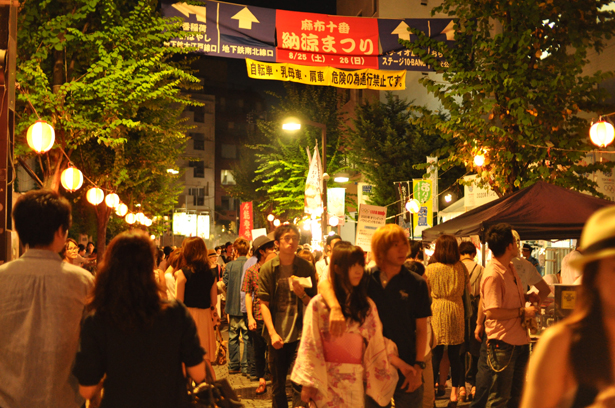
{"left": 95, "top": 203, "right": 112, "bottom": 262}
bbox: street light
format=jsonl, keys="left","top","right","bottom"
{"left": 282, "top": 116, "right": 328, "bottom": 241}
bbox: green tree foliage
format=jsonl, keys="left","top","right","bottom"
{"left": 346, "top": 93, "right": 464, "bottom": 218}
{"left": 16, "top": 0, "right": 200, "bottom": 251}
{"left": 403, "top": 0, "right": 615, "bottom": 197}
{"left": 228, "top": 83, "right": 345, "bottom": 220}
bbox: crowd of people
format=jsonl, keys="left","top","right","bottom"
{"left": 2, "top": 188, "right": 615, "bottom": 408}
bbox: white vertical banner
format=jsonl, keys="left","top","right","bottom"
{"left": 427, "top": 156, "right": 438, "bottom": 215}
{"left": 327, "top": 187, "right": 346, "bottom": 225}
{"left": 357, "top": 182, "right": 374, "bottom": 206}
{"left": 305, "top": 145, "right": 323, "bottom": 215}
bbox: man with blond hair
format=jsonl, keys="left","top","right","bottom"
{"left": 224, "top": 237, "right": 250, "bottom": 375}
{"left": 319, "top": 224, "right": 431, "bottom": 408}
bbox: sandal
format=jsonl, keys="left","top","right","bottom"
{"left": 468, "top": 386, "right": 476, "bottom": 402}
{"left": 436, "top": 383, "right": 446, "bottom": 397}
{"left": 255, "top": 382, "right": 267, "bottom": 395}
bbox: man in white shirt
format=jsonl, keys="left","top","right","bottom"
{"left": 561, "top": 247, "right": 583, "bottom": 284}
{"left": 314, "top": 234, "right": 341, "bottom": 282}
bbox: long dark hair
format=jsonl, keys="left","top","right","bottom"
{"left": 567, "top": 260, "right": 613, "bottom": 388}
{"left": 330, "top": 241, "right": 370, "bottom": 325}
{"left": 181, "top": 237, "right": 208, "bottom": 272}
{"left": 87, "top": 230, "right": 165, "bottom": 332}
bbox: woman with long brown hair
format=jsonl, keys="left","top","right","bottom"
{"left": 425, "top": 234, "right": 469, "bottom": 407}
{"left": 72, "top": 231, "right": 205, "bottom": 407}
{"left": 291, "top": 241, "right": 399, "bottom": 408}
{"left": 522, "top": 206, "right": 615, "bottom": 408}
{"left": 175, "top": 237, "right": 218, "bottom": 366}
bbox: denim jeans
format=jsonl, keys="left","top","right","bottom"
{"left": 228, "top": 315, "right": 249, "bottom": 372}
{"left": 268, "top": 341, "right": 303, "bottom": 408}
{"left": 470, "top": 338, "right": 529, "bottom": 408}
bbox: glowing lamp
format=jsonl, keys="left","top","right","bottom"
{"left": 150, "top": 234, "right": 156, "bottom": 240}
{"left": 474, "top": 154, "right": 485, "bottom": 167}
{"left": 267, "top": 214, "right": 275, "bottom": 222}
{"left": 273, "top": 219, "right": 281, "bottom": 227}
{"left": 115, "top": 203, "right": 128, "bottom": 217}
{"left": 86, "top": 187, "right": 104, "bottom": 205}
{"left": 105, "top": 193, "right": 120, "bottom": 208}
{"left": 125, "top": 213, "right": 136, "bottom": 224}
{"left": 136, "top": 212, "right": 145, "bottom": 224}
{"left": 143, "top": 218, "right": 152, "bottom": 227}
{"left": 26, "top": 120, "right": 55, "bottom": 153}
{"left": 406, "top": 199, "right": 421, "bottom": 214}
{"left": 303, "top": 222, "right": 311, "bottom": 231}
{"left": 329, "top": 216, "right": 339, "bottom": 227}
{"left": 61, "top": 166, "right": 83, "bottom": 192}
{"left": 445, "top": 194, "right": 452, "bottom": 203}
{"left": 282, "top": 117, "right": 302, "bottom": 131}
{"left": 590, "top": 120, "right": 615, "bottom": 148}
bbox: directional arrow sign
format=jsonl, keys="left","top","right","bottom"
{"left": 231, "top": 7, "right": 259, "bottom": 30}
{"left": 392, "top": 21, "right": 411, "bottom": 41}
{"left": 441, "top": 20, "right": 455, "bottom": 41}
{"left": 172, "top": 3, "right": 206, "bottom": 23}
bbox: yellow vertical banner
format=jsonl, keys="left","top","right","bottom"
{"left": 412, "top": 179, "right": 433, "bottom": 239}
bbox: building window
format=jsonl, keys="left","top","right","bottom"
{"left": 189, "top": 160, "right": 205, "bottom": 178}
{"left": 221, "top": 196, "right": 236, "bottom": 211}
{"left": 221, "top": 144, "right": 237, "bottom": 159}
{"left": 221, "top": 169, "right": 236, "bottom": 185}
{"left": 189, "top": 132, "right": 205, "bottom": 150}
{"left": 191, "top": 105, "right": 205, "bottom": 123}
{"left": 188, "top": 187, "right": 206, "bottom": 206}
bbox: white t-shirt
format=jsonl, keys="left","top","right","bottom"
{"left": 561, "top": 249, "right": 583, "bottom": 285}
{"left": 511, "top": 257, "right": 542, "bottom": 293}
{"left": 315, "top": 256, "right": 329, "bottom": 282}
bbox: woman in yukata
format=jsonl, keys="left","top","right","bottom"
{"left": 291, "top": 241, "right": 401, "bottom": 408}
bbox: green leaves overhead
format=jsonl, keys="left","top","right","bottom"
{"left": 402, "top": 0, "right": 615, "bottom": 197}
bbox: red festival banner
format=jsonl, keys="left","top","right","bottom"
{"left": 239, "top": 202, "right": 253, "bottom": 240}
{"left": 275, "top": 10, "right": 380, "bottom": 69}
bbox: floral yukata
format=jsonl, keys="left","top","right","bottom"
{"left": 291, "top": 294, "right": 399, "bottom": 408}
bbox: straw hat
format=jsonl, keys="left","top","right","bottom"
{"left": 570, "top": 205, "right": 615, "bottom": 269}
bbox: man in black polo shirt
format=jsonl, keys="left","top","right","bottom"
{"left": 319, "top": 224, "right": 431, "bottom": 408}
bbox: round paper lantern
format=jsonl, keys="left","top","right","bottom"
{"left": 136, "top": 212, "right": 145, "bottom": 224}
{"left": 590, "top": 120, "right": 615, "bottom": 148}
{"left": 86, "top": 187, "right": 104, "bottom": 205}
{"left": 115, "top": 203, "right": 128, "bottom": 217}
{"left": 125, "top": 213, "right": 136, "bottom": 224}
{"left": 273, "top": 219, "right": 281, "bottom": 227}
{"left": 61, "top": 166, "right": 83, "bottom": 192}
{"left": 105, "top": 193, "right": 120, "bottom": 208}
{"left": 143, "top": 218, "right": 153, "bottom": 227}
{"left": 26, "top": 120, "right": 55, "bottom": 153}
{"left": 150, "top": 234, "right": 156, "bottom": 240}
{"left": 405, "top": 199, "right": 421, "bottom": 214}
{"left": 267, "top": 214, "right": 275, "bottom": 222}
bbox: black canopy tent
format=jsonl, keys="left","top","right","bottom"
{"left": 422, "top": 181, "right": 614, "bottom": 243}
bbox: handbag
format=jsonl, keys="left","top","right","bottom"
{"left": 187, "top": 379, "right": 244, "bottom": 408}
{"left": 213, "top": 325, "right": 227, "bottom": 366}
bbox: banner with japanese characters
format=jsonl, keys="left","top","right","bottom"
{"left": 377, "top": 18, "right": 455, "bottom": 70}
{"left": 239, "top": 202, "right": 254, "bottom": 240}
{"left": 305, "top": 145, "right": 323, "bottom": 215}
{"left": 275, "top": 10, "right": 379, "bottom": 69}
{"left": 162, "top": 1, "right": 276, "bottom": 61}
{"left": 356, "top": 204, "right": 387, "bottom": 252}
{"left": 327, "top": 187, "right": 346, "bottom": 226}
{"left": 394, "top": 181, "right": 411, "bottom": 223}
{"left": 246, "top": 59, "right": 406, "bottom": 90}
{"left": 412, "top": 179, "right": 433, "bottom": 239}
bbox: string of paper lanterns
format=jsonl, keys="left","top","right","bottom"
{"left": 26, "top": 120, "right": 156, "bottom": 227}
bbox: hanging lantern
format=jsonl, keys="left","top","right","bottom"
{"left": 115, "top": 203, "right": 128, "bottom": 217}
{"left": 86, "top": 187, "right": 104, "bottom": 205}
{"left": 125, "top": 213, "right": 136, "bottom": 224}
{"left": 105, "top": 193, "right": 120, "bottom": 208}
{"left": 143, "top": 218, "right": 153, "bottom": 227}
{"left": 273, "top": 219, "right": 281, "bottom": 227}
{"left": 406, "top": 199, "right": 421, "bottom": 214}
{"left": 26, "top": 120, "right": 55, "bottom": 153}
{"left": 474, "top": 153, "right": 485, "bottom": 167}
{"left": 329, "top": 216, "right": 339, "bottom": 227}
{"left": 590, "top": 119, "right": 615, "bottom": 148}
{"left": 267, "top": 214, "right": 275, "bottom": 222}
{"left": 136, "top": 212, "right": 146, "bottom": 224}
{"left": 60, "top": 166, "right": 83, "bottom": 192}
